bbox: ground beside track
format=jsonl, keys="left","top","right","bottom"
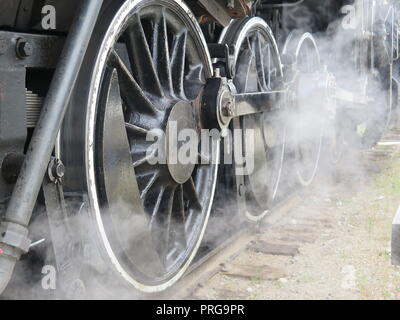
{"left": 184, "top": 132, "right": 400, "bottom": 300}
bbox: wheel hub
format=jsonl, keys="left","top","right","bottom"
{"left": 166, "top": 100, "right": 198, "bottom": 184}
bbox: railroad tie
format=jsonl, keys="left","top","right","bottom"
{"left": 248, "top": 240, "right": 300, "bottom": 257}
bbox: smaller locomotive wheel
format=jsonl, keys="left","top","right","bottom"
{"left": 282, "top": 31, "right": 324, "bottom": 186}
{"left": 60, "top": 0, "right": 218, "bottom": 292}
{"left": 220, "top": 17, "right": 285, "bottom": 221}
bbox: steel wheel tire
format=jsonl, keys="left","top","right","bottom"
{"left": 282, "top": 31, "right": 324, "bottom": 186}
{"left": 220, "top": 17, "right": 285, "bottom": 222}
{"left": 60, "top": 0, "right": 218, "bottom": 293}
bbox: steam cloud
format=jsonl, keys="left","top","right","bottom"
{"left": 2, "top": 0, "right": 398, "bottom": 300}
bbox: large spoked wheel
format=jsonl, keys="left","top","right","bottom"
{"left": 60, "top": 0, "right": 218, "bottom": 292}
{"left": 282, "top": 31, "right": 324, "bottom": 186}
{"left": 220, "top": 18, "right": 285, "bottom": 222}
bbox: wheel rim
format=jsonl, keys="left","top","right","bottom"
{"left": 283, "top": 32, "right": 324, "bottom": 186}
{"left": 64, "top": 0, "right": 218, "bottom": 292}
{"left": 220, "top": 18, "right": 285, "bottom": 221}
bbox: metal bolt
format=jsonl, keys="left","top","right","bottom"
{"left": 221, "top": 98, "right": 234, "bottom": 117}
{"left": 52, "top": 160, "right": 65, "bottom": 180}
{"left": 48, "top": 158, "right": 65, "bottom": 183}
{"left": 16, "top": 39, "right": 33, "bottom": 59}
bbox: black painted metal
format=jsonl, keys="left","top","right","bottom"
{"left": 0, "top": 31, "right": 64, "bottom": 197}
{"left": 0, "top": 66, "right": 26, "bottom": 200}
{"left": 4, "top": 0, "right": 103, "bottom": 226}
{"left": 208, "top": 43, "right": 236, "bottom": 78}
{"left": 0, "top": 0, "right": 79, "bottom": 32}
{"left": 234, "top": 90, "right": 285, "bottom": 116}
{"left": 92, "top": 4, "right": 217, "bottom": 285}
{"left": 201, "top": 77, "right": 227, "bottom": 130}
{"left": 0, "top": 31, "right": 64, "bottom": 69}
{"left": 201, "top": 75, "right": 285, "bottom": 131}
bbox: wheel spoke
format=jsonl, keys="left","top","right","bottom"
{"left": 245, "top": 53, "right": 256, "bottom": 92}
{"left": 109, "top": 50, "right": 157, "bottom": 115}
{"left": 235, "top": 47, "right": 255, "bottom": 93}
{"left": 140, "top": 171, "right": 160, "bottom": 200}
{"left": 183, "top": 177, "right": 202, "bottom": 211}
{"left": 171, "top": 184, "right": 188, "bottom": 248}
{"left": 126, "top": 14, "right": 164, "bottom": 97}
{"left": 184, "top": 64, "right": 205, "bottom": 99}
{"left": 133, "top": 148, "right": 158, "bottom": 168}
{"left": 254, "top": 32, "right": 268, "bottom": 91}
{"left": 152, "top": 8, "right": 173, "bottom": 95}
{"left": 186, "top": 64, "right": 204, "bottom": 84}
{"left": 246, "top": 36, "right": 252, "bottom": 51}
{"left": 164, "top": 187, "right": 177, "bottom": 264}
{"left": 125, "top": 122, "right": 149, "bottom": 137}
{"left": 265, "top": 43, "right": 273, "bottom": 90}
{"left": 170, "top": 30, "right": 188, "bottom": 99}
{"left": 177, "top": 185, "right": 186, "bottom": 226}
{"left": 150, "top": 187, "right": 176, "bottom": 266}
{"left": 238, "top": 50, "right": 256, "bottom": 93}
{"left": 149, "top": 186, "right": 165, "bottom": 230}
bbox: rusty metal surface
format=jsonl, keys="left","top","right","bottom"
{"left": 197, "top": 0, "right": 252, "bottom": 25}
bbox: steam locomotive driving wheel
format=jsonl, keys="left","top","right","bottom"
{"left": 60, "top": 0, "right": 218, "bottom": 292}
{"left": 282, "top": 31, "right": 324, "bottom": 186}
{"left": 220, "top": 17, "right": 285, "bottom": 221}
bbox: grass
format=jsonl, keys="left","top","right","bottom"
{"left": 351, "top": 156, "right": 400, "bottom": 299}
{"left": 374, "top": 161, "right": 400, "bottom": 195}
{"left": 250, "top": 276, "right": 262, "bottom": 283}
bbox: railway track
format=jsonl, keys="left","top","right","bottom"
{"left": 154, "top": 130, "right": 400, "bottom": 300}
{"left": 153, "top": 192, "right": 301, "bottom": 300}
{"left": 155, "top": 190, "right": 342, "bottom": 300}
